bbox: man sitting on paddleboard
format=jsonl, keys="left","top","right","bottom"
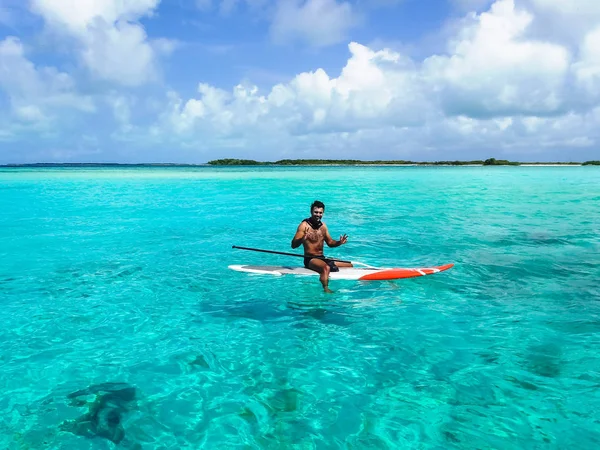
{"left": 291, "top": 200, "right": 352, "bottom": 293}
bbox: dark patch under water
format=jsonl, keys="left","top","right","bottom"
{"left": 524, "top": 343, "right": 563, "bottom": 378}
{"left": 60, "top": 382, "right": 138, "bottom": 446}
{"left": 490, "top": 231, "right": 572, "bottom": 247}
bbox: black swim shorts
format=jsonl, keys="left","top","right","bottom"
{"left": 303, "top": 256, "right": 339, "bottom": 272}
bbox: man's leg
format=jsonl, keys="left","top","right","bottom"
{"left": 307, "top": 258, "right": 333, "bottom": 293}
{"left": 333, "top": 261, "right": 353, "bottom": 268}
{"left": 324, "top": 259, "right": 353, "bottom": 273}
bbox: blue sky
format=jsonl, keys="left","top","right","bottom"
{"left": 0, "top": 0, "right": 599, "bottom": 163}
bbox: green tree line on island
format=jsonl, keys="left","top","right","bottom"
{"left": 208, "top": 158, "right": 600, "bottom": 166}
{"left": 2, "top": 160, "right": 598, "bottom": 168}
{"left": 208, "top": 158, "right": 487, "bottom": 165}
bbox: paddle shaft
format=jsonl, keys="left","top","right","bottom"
{"left": 232, "top": 245, "right": 352, "bottom": 264}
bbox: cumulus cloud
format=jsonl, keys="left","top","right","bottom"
{"left": 0, "top": 36, "right": 94, "bottom": 125}
{"left": 528, "top": 0, "right": 600, "bottom": 26}
{"left": 161, "top": 42, "right": 429, "bottom": 141}
{"left": 30, "top": 0, "right": 159, "bottom": 31}
{"left": 424, "top": 0, "right": 570, "bottom": 118}
{"left": 518, "top": 0, "right": 600, "bottom": 47}
{"left": 107, "top": 94, "right": 135, "bottom": 132}
{"left": 30, "top": 0, "right": 161, "bottom": 86}
{"left": 572, "top": 27, "right": 600, "bottom": 99}
{"left": 148, "top": 0, "right": 600, "bottom": 160}
{"left": 3, "top": 0, "right": 600, "bottom": 162}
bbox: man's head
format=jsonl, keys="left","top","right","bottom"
{"left": 310, "top": 200, "right": 325, "bottom": 222}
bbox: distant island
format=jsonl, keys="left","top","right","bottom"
{"left": 207, "top": 158, "right": 599, "bottom": 166}
{"left": 1, "top": 159, "right": 599, "bottom": 167}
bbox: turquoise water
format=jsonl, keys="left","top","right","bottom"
{"left": 1, "top": 166, "right": 599, "bottom": 449}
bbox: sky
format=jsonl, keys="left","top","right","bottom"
{"left": 0, "top": 0, "right": 599, "bottom": 163}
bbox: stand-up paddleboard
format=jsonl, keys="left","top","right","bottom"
{"left": 228, "top": 263, "right": 454, "bottom": 281}
{"left": 229, "top": 245, "right": 453, "bottom": 281}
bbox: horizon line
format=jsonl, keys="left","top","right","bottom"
{"left": 1, "top": 161, "right": 597, "bottom": 167}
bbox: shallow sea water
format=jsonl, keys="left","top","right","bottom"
{"left": 0, "top": 166, "right": 599, "bottom": 449}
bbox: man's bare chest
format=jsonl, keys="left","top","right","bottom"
{"left": 305, "top": 227, "right": 324, "bottom": 244}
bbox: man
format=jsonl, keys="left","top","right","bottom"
{"left": 291, "top": 200, "right": 352, "bottom": 293}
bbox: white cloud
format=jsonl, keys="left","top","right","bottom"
{"left": 146, "top": 0, "right": 600, "bottom": 161}
{"left": 81, "top": 21, "right": 157, "bottom": 86}
{"left": 0, "top": 36, "right": 94, "bottom": 126}
{"left": 3, "top": 0, "right": 599, "bottom": 162}
{"left": 161, "top": 42, "right": 429, "bottom": 142}
{"left": 424, "top": 0, "right": 570, "bottom": 117}
{"left": 520, "top": 0, "right": 600, "bottom": 47}
{"left": 572, "top": 26, "right": 600, "bottom": 103}
{"left": 107, "top": 94, "right": 135, "bottom": 132}
{"left": 271, "top": 0, "right": 360, "bottom": 47}
{"left": 30, "top": 0, "right": 159, "bottom": 32}
{"left": 529, "top": 0, "right": 600, "bottom": 21}
{"left": 152, "top": 38, "right": 181, "bottom": 55}
{"left": 30, "top": 0, "right": 161, "bottom": 86}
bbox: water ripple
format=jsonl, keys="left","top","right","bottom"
{"left": 0, "top": 167, "right": 599, "bottom": 449}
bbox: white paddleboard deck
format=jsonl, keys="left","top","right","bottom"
{"left": 228, "top": 263, "right": 454, "bottom": 281}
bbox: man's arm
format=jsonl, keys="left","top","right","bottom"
{"left": 291, "top": 223, "right": 309, "bottom": 249}
{"left": 323, "top": 224, "right": 348, "bottom": 247}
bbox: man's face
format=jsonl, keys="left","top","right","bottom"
{"left": 311, "top": 207, "right": 324, "bottom": 222}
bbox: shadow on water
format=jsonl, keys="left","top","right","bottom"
{"left": 286, "top": 298, "right": 356, "bottom": 327}
{"left": 489, "top": 231, "right": 573, "bottom": 247}
{"left": 198, "top": 281, "right": 397, "bottom": 328}
{"left": 523, "top": 342, "right": 563, "bottom": 378}
{"left": 198, "top": 295, "right": 361, "bottom": 328}
{"left": 60, "top": 382, "right": 141, "bottom": 448}
{"left": 198, "top": 297, "right": 291, "bottom": 323}
{"left": 285, "top": 284, "right": 404, "bottom": 327}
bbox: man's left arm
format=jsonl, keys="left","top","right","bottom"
{"left": 324, "top": 225, "right": 348, "bottom": 247}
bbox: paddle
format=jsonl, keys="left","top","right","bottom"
{"left": 232, "top": 245, "right": 352, "bottom": 264}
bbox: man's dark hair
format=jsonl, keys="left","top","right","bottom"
{"left": 311, "top": 200, "right": 325, "bottom": 211}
